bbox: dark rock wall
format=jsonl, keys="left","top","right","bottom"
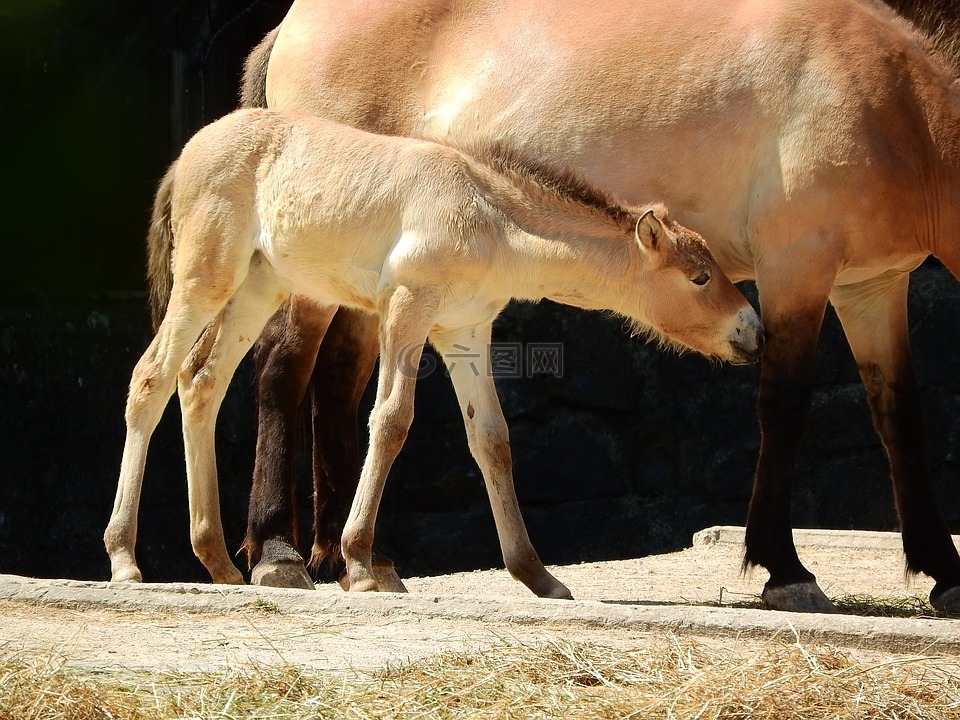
{"left": 2, "top": 262, "right": 959, "bottom": 582}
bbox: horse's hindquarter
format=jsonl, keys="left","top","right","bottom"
{"left": 249, "top": 122, "right": 402, "bottom": 310}
{"left": 268, "top": 0, "right": 959, "bottom": 285}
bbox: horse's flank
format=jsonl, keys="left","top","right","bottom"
{"left": 268, "top": 0, "right": 960, "bottom": 284}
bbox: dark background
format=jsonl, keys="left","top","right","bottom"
{"left": 1, "top": 0, "right": 959, "bottom": 585}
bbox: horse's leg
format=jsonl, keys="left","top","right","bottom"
{"left": 431, "top": 324, "right": 573, "bottom": 599}
{"left": 744, "top": 249, "right": 838, "bottom": 612}
{"left": 104, "top": 294, "right": 232, "bottom": 582}
{"left": 340, "top": 286, "right": 439, "bottom": 592}
{"left": 178, "top": 257, "right": 290, "bottom": 584}
{"left": 831, "top": 270, "right": 960, "bottom": 613}
{"left": 306, "top": 308, "right": 407, "bottom": 592}
{"left": 245, "top": 296, "right": 335, "bottom": 589}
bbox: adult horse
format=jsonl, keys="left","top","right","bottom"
{"left": 242, "top": 0, "right": 960, "bottom": 613}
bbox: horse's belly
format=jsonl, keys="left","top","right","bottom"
{"left": 258, "top": 226, "right": 382, "bottom": 312}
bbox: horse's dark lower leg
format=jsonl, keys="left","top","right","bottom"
{"left": 832, "top": 273, "right": 960, "bottom": 612}
{"left": 244, "top": 298, "right": 335, "bottom": 586}
{"left": 743, "top": 293, "right": 834, "bottom": 612}
{"left": 305, "top": 307, "right": 380, "bottom": 572}
{"left": 866, "top": 359, "right": 960, "bottom": 605}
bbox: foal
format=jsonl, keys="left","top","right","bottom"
{"left": 104, "top": 108, "right": 763, "bottom": 597}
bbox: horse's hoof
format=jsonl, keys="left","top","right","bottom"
{"left": 251, "top": 539, "right": 314, "bottom": 590}
{"left": 110, "top": 567, "right": 143, "bottom": 583}
{"left": 544, "top": 586, "right": 574, "bottom": 600}
{"left": 530, "top": 576, "right": 573, "bottom": 600}
{"left": 930, "top": 584, "right": 960, "bottom": 615}
{"left": 370, "top": 553, "right": 408, "bottom": 593}
{"left": 251, "top": 560, "right": 313, "bottom": 590}
{"left": 212, "top": 566, "right": 246, "bottom": 585}
{"left": 762, "top": 580, "right": 838, "bottom": 613}
{"left": 372, "top": 564, "right": 408, "bottom": 593}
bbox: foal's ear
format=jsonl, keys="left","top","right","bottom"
{"left": 636, "top": 209, "right": 664, "bottom": 253}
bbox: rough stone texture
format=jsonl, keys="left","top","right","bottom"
{"left": 2, "top": 262, "right": 959, "bottom": 583}
{"left": 5, "top": 531, "right": 960, "bottom": 668}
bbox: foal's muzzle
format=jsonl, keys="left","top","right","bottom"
{"left": 728, "top": 309, "right": 764, "bottom": 365}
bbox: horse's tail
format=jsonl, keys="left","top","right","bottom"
{"left": 240, "top": 25, "right": 280, "bottom": 109}
{"left": 146, "top": 160, "right": 178, "bottom": 331}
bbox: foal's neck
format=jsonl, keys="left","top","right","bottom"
{"left": 498, "top": 226, "right": 636, "bottom": 312}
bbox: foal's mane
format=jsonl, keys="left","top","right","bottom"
{"left": 451, "top": 139, "right": 635, "bottom": 233}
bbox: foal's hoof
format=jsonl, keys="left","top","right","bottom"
{"left": 762, "top": 580, "right": 838, "bottom": 614}
{"left": 930, "top": 584, "right": 960, "bottom": 615}
{"left": 251, "top": 539, "right": 314, "bottom": 590}
{"left": 340, "top": 572, "right": 379, "bottom": 593}
{"left": 212, "top": 566, "right": 246, "bottom": 586}
{"left": 110, "top": 568, "right": 143, "bottom": 583}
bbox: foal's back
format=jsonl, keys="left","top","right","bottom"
{"left": 173, "top": 109, "right": 490, "bottom": 311}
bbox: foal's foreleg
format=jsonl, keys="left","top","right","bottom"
{"left": 305, "top": 308, "right": 406, "bottom": 591}
{"left": 178, "top": 257, "right": 289, "bottom": 584}
{"left": 431, "top": 324, "right": 572, "bottom": 600}
{"left": 340, "top": 286, "right": 439, "bottom": 592}
{"left": 831, "top": 271, "right": 960, "bottom": 613}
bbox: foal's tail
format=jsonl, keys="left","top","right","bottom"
{"left": 146, "top": 160, "right": 178, "bottom": 331}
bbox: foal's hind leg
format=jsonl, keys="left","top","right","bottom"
{"left": 832, "top": 271, "right": 960, "bottom": 614}
{"left": 104, "top": 298, "right": 231, "bottom": 582}
{"left": 179, "top": 256, "right": 290, "bottom": 584}
{"left": 431, "top": 324, "right": 572, "bottom": 600}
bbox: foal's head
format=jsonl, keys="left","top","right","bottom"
{"left": 628, "top": 206, "right": 763, "bottom": 365}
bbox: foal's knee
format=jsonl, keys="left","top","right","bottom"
{"left": 368, "top": 399, "right": 414, "bottom": 454}
{"left": 125, "top": 359, "right": 171, "bottom": 428}
{"left": 178, "top": 366, "right": 216, "bottom": 421}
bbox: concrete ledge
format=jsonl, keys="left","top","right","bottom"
{"left": 2, "top": 574, "right": 958, "bottom": 657}
{"left": 693, "top": 526, "right": 960, "bottom": 551}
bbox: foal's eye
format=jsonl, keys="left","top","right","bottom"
{"left": 691, "top": 271, "right": 711, "bottom": 286}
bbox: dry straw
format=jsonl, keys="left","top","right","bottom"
{"left": 2, "top": 632, "right": 959, "bottom": 720}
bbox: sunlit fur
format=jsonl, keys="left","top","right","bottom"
{"left": 104, "top": 109, "right": 762, "bottom": 592}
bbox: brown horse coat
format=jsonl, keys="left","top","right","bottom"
{"left": 240, "top": 0, "right": 960, "bottom": 613}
